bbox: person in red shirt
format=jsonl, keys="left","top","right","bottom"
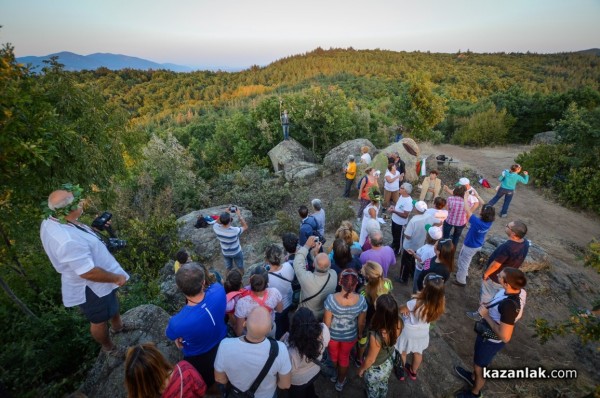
{"left": 125, "top": 342, "right": 206, "bottom": 398}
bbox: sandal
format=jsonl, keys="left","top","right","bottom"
{"left": 109, "top": 323, "right": 136, "bottom": 335}
{"left": 405, "top": 363, "right": 417, "bottom": 380}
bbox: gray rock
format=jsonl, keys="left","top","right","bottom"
{"left": 267, "top": 139, "right": 317, "bottom": 172}
{"left": 323, "top": 138, "right": 377, "bottom": 173}
{"left": 530, "top": 131, "right": 558, "bottom": 145}
{"left": 477, "top": 235, "right": 551, "bottom": 273}
{"left": 283, "top": 161, "right": 321, "bottom": 182}
{"left": 176, "top": 206, "right": 253, "bottom": 262}
{"left": 80, "top": 304, "right": 180, "bottom": 398}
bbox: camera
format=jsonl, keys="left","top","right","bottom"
{"left": 229, "top": 205, "right": 237, "bottom": 213}
{"left": 92, "top": 211, "right": 127, "bottom": 252}
{"left": 312, "top": 234, "right": 320, "bottom": 243}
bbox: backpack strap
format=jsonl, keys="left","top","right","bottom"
{"left": 250, "top": 290, "right": 272, "bottom": 312}
{"left": 268, "top": 271, "right": 292, "bottom": 284}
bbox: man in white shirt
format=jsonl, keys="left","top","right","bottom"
{"left": 215, "top": 306, "right": 292, "bottom": 398}
{"left": 40, "top": 185, "right": 129, "bottom": 358}
{"left": 388, "top": 182, "right": 414, "bottom": 256}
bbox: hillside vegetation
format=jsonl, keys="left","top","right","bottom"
{"left": 2, "top": 43, "right": 600, "bottom": 396}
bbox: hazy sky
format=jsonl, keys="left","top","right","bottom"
{"left": 2, "top": 0, "right": 599, "bottom": 69}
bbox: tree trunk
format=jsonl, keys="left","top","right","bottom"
{"left": 0, "top": 275, "right": 37, "bottom": 319}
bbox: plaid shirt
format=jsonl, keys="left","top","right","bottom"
{"left": 446, "top": 196, "right": 467, "bottom": 226}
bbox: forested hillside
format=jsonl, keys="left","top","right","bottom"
{"left": 2, "top": 44, "right": 600, "bottom": 396}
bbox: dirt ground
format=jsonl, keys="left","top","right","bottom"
{"left": 209, "top": 143, "right": 600, "bottom": 397}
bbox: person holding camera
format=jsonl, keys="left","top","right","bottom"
{"left": 40, "top": 184, "right": 130, "bottom": 359}
{"left": 213, "top": 206, "right": 248, "bottom": 272}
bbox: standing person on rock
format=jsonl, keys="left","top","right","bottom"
{"left": 281, "top": 109, "right": 290, "bottom": 141}
{"left": 343, "top": 155, "right": 357, "bottom": 198}
{"left": 40, "top": 184, "right": 130, "bottom": 359}
{"left": 487, "top": 164, "right": 529, "bottom": 218}
{"left": 213, "top": 208, "right": 248, "bottom": 272}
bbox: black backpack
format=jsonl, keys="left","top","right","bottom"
{"left": 194, "top": 215, "right": 209, "bottom": 228}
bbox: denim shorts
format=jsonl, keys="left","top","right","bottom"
{"left": 474, "top": 334, "right": 505, "bottom": 367}
{"left": 79, "top": 287, "right": 119, "bottom": 324}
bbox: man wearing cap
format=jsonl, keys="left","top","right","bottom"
{"left": 343, "top": 155, "right": 357, "bottom": 198}
{"left": 213, "top": 207, "right": 248, "bottom": 271}
{"left": 398, "top": 201, "right": 438, "bottom": 283}
{"left": 293, "top": 236, "right": 337, "bottom": 320}
{"left": 40, "top": 184, "right": 130, "bottom": 359}
{"left": 388, "top": 182, "right": 414, "bottom": 256}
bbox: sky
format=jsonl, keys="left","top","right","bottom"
{"left": 1, "top": 0, "right": 599, "bottom": 69}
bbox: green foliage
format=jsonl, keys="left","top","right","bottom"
{"left": 533, "top": 308, "right": 600, "bottom": 346}
{"left": 325, "top": 198, "right": 357, "bottom": 230}
{"left": 584, "top": 239, "right": 600, "bottom": 274}
{"left": 451, "top": 105, "right": 515, "bottom": 146}
{"left": 210, "top": 166, "right": 291, "bottom": 223}
{"left": 274, "top": 211, "right": 297, "bottom": 237}
{"left": 392, "top": 73, "right": 447, "bottom": 142}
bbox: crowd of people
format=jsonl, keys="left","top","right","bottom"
{"left": 40, "top": 155, "right": 532, "bottom": 398}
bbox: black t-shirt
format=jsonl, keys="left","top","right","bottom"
{"left": 417, "top": 258, "right": 449, "bottom": 291}
{"left": 498, "top": 296, "right": 520, "bottom": 325}
{"left": 487, "top": 240, "right": 529, "bottom": 283}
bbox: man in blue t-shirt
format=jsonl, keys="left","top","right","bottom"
{"left": 454, "top": 191, "right": 495, "bottom": 286}
{"left": 166, "top": 262, "right": 227, "bottom": 391}
{"left": 466, "top": 220, "right": 529, "bottom": 320}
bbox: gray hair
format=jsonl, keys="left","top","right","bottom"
{"left": 265, "top": 244, "right": 284, "bottom": 266}
{"left": 369, "top": 230, "right": 384, "bottom": 247}
{"left": 311, "top": 198, "right": 322, "bottom": 211}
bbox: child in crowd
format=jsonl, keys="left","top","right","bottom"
{"left": 396, "top": 273, "right": 446, "bottom": 381}
{"left": 405, "top": 226, "right": 442, "bottom": 293}
{"left": 223, "top": 269, "right": 246, "bottom": 333}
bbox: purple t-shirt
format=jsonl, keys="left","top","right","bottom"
{"left": 463, "top": 214, "right": 493, "bottom": 249}
{"left": 359, "top": 246, "right": 397, "bottom": 277}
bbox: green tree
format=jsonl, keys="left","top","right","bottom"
{"left": 451, "top": 105, "right": 515, "bottom": 146}
{"left": 393, "top": 73, "right": 447, "bottom": 142}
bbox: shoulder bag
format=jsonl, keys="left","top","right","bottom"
{"left": 227, "top": 338, "right": 279, "bottom": 398}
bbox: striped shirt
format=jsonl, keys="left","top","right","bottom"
{"left": 445, "top": 196, "right": 467, "bottom": 226}
{"left": 324, "top": 294, "right": 367, "bottom": 342}
{"left": 213, "top": 223, "right": 243, "bottom": 255}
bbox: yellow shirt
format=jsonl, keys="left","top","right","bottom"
{"left": 345, "top": 161, "right": 357, "bottom": 180}
{"left": 174, "top": 260, "right": 181, "bottom": 273}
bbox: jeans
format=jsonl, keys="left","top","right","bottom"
{"left": 223, "top": 250, "right": 244, "bottom": 271}
{"left": 343, "top": 177, "right": 355, "bottom": 197}
{"left": 282, "top": 124, "right": 289, "bottom": 140}
{"left": 456, "top": 245, "right": 481, "bottom": 284}
{"left": 275, "top": 306, "right": 291, "bottom": 340}
{"left": 413, "top": 268, "right": 422, "bottom": 293}
{"left": 488, "top": 187, "right": 514, "bottom": 215}
{"left": 442, "top": 221, "right": 465, "bottom": 249}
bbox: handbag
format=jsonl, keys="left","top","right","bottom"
{"left": 473, "top": 319, "right": 501, "bottom": 340}
{"left": 226, "top": 338, "right": 279, "bottom": 398}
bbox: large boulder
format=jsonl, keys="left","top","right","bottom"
{"left": 323, "top": 138, "right": 377, "bottom": 173}
{"left": 371, "top": 138, "right": 421, "bottom": 183}
{"left": 79, "top": 304, "right": 180, "bottom": 398}
{"left": 177, "top": 206, "right": 253, "bottom": 262}
{"left": 476, "top": 235, "right": 551, "bottom": 273}
{"left": 283, "top": 161, "right": 321, "bottom": 183}
{"left": 530, "top": 131, "right": 558, "bottom": 145}
{"left": 267, "top": 139, "right": 317, "bottom": 172}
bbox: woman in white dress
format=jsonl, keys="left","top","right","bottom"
{"left": 359, "top": 187, "right": 382, "bottom": 247}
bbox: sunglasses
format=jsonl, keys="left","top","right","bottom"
{"left": 424, "top": 273, "right": 444, "bottom": 282}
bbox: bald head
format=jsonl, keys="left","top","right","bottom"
{"left": 48, "top": 190, "right": 74, "bottom": 210}
{"left": 315, "top": 253, "right": 330, "bottom": 272}
{"left": 245, "top": 306, "right": 272, "bottom": 340}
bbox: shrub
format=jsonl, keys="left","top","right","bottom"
{"left": 584, "top": 239, "right": 600, "bottom": 274}
{"left": 326, "top": 198, "right": 358, "bottom": 230}
{"left": 451, "top": 106, "right": 514, "bottom": 147}
{"left": 274, "top": 211, "right": 297, "bottom": 237}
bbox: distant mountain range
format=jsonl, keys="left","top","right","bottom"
{"left": 16, "top": 51, "right": 194, "bottom": 72}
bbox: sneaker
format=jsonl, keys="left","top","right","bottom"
{"left": 353, "top": 356, "right": 363, "bottom": 368}
{"left": 329, "top": 373, "right": 338, "bottom": 383}
{"left": 455, "top": 366, "right": 474, "bottom": 387}
{"left": 466, "top": 311, "right": 482, "bottom": 321}
{"left": 405, "top": 363, "right": 417, "bottom": 380}
{"left": 452, "top": 280, "right": 466, "bottom": 287}
{"left": 500, "top": 213, "right": 507, "bottom": 218}
{"left": 334, "top": 378, "right": 347, "bottom": 392}
{"left": 455, "top": 389, "right": 481, "bottom": 398}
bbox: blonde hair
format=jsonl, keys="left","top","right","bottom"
{"left": 125, "top": 343, "right": 172, "bottom": 398}
{"left": 362, "top": 261, "right": 391, "bottom": 304}
{"left": 335, "top": 226, "right": 354, "bottom": 246}
{"left": 361, "top": 146, "right": 370, "bottom": 154}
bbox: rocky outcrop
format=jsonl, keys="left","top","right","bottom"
{"left": 267, "top": 139, "right": 317, "bottom": 172}
{"left": 176, "top": 206, "right": 253, "bottom": 262}
{"left": 371, "top": 138, "right": 421, "bottom": 182}
{"left": 323, "top": 138, "right": 377, "bottom": 173}
{"left": 531, "top": 131, "right": 558, "bottom": 145}
{"left": 79, "top": 305, "right": 180, "bottom": 398}
{"left": 284, "top": 161, "right": 321, "bottom": 183}
{"left": 476, "top": 235, "right": 551, "bottom": 273}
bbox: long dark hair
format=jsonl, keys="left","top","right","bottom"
{"left": 332, "top": 238, "right": 352, "bottom": 269}
{"left": 287, "top": 308, "right": 323, "bottom": 362}
{"left": 436, "top": 239, "right": 455, "bottom": 272}
{"left": 370, "top": 294, "right": 401, "bottom": 347}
